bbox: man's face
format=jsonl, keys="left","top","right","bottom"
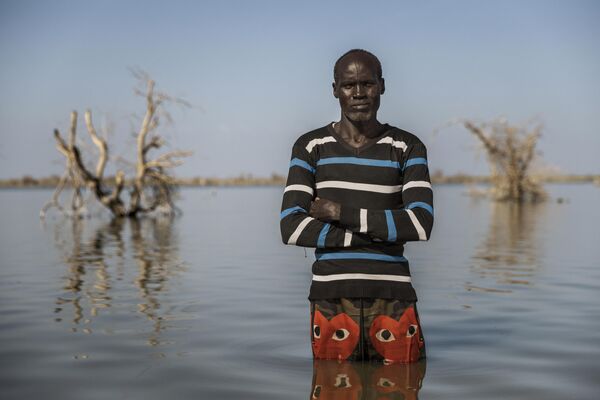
{"left": 333, "top": 54, "right": 385, "bottom": 123}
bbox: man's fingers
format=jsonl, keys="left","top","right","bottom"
{"left": 310, "top": 201, "right": 324, "bottom": 217}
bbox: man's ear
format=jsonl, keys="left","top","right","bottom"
{"left": 380, "top": 78, "right": 386, "bottom": 95}
{"left": 332, "top": 81, "right": 339, "bottom": 98}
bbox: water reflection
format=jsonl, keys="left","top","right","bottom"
{"left": 468, "top": 201, "right": 546, "bottom": 293}
{"left": 310, "top": 360, "right": 426, "bottom": 399}
{"left": 49, "top": 217, "right": 186, "bottom": 345}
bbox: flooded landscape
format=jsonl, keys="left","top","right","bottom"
{"left": 1, "top": 184, "right": 599, "bottom": 399}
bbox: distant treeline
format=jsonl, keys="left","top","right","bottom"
{"left": 2, "top": 173, "right": 599, "bottom": 188}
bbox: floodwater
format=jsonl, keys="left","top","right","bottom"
{"left": 0, "top": 184, "right": 599, "bottom": 399}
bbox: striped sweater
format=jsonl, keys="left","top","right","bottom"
{"left": 280, "top": 123, "right": 434, "bottom": 301}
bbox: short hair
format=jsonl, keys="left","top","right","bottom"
{"left": 333, "top": 49, "right": 383, "bottom": 82}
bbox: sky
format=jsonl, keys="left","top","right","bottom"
{"left": 0, "top": 0, "right": 599, "bottom": 179}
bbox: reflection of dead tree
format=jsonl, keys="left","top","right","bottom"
{"left": 53, "top": 218, "right": 113, "bottom": 329}
{"left": 130, "top": 218, "right": 180, "bottom": 346}
{"left": 464, "top": 118, "right": 546, "bottom": 202}
{"left": 41, "top": 73, "right": 192, "bottom": 218}
{"left": 49, "top": 217, "right": 186, "bottom": 346}
{"left": 470, "top": 201, "right": 545, "bottom": 292}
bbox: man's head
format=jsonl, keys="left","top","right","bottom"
{"left": 333, "top": 49, "right": 385, "bottom": 123}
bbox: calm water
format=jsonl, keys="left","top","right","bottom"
{"left": 0, "top": 184, "right": 599, "bottom": 399}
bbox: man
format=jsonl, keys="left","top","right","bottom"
{"left": 280, "top": 49, "right": 433, "bottom": 363}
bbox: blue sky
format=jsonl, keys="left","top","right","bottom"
{"left": 0, "top": 0, "right": 598, "bottom": 179}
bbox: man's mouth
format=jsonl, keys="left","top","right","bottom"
{"left": 350, "top": 103, "right": 370, "bottom": 110}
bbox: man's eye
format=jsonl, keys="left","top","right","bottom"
{"left": 343, "top": 85, "right": 353, "bottom": 89}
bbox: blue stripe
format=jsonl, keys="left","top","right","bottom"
{"left": 315, "top": 252, "right": 407, "bottom": 263}
{"left": 406, "top": 202, "right": 434, "bottom": 215}
{"left": 290, "top": 158, "right": 315, "bottom": 174}
{"left": 280, "top": 206, "right": 307, "bottom": 219}
{"left": 385, "top": 210, "right": 397, "bottom": 242}
{"left": 317, "top": 224, "right": 331, "bottom": 248}
{"left": 403, "top": 157, "right": 427, "bottom": 170}
{"left": 317, "top": 157, "right": 401, "bottom": 169}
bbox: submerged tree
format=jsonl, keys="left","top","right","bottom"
{"left": 462, "top": 118, "right": 546, "bottom": 202}
{"left": 41, "top": 72, "right": 192, "bottom": 219}
{"left": 449, "top": 117, "right": 547, "bottom": 202}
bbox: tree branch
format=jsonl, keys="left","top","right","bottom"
{"left": 84, "top": 110, "right": 109, "bottom": 179}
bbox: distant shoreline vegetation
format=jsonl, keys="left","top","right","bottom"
{"left": 2, "top": 173, "right": 599, "bottom": 188}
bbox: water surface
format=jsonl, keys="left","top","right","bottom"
{"left": 0, "top": 184, "right": 599, "bottom": 399}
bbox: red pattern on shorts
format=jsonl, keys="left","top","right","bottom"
{"left": 310, "top": 298, "right": 425, "bottom": 363}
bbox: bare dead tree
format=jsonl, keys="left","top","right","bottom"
{"left": 463, "top": 118, "right": 546, "bottom": 202}
{"left": 438, "top": 117, "right": 546, "bottom": 202}
{"left": 41, "top": 75, "right": 192, "bottom": 219}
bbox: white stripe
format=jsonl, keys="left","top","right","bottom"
{"left": 284, "top": 184, "right": 314, "bottom": 196}
{"left": 312, "top": 273, "right": 412, "bottom": 282}
{"left": 406, "top": 209, "right": 427, "bottom": 240}
{"left": 359, "top": 209, "right": 368, "bottom": 233}
{"left": 316, "top": 181, "right": 402, "bottom": 194}
{"left": 306, "top": 136, "right": 336, "bottom": 153}
{"left": 288, "top": 217, "right": 314, "bottom": 245}
{"left": 402, "top": 181, "right": 432, "bottom": 191}
{"left": 376, "top": 137, "right": 407, "bottom": 151}
{"left": 343, "top": 230, "right": 352, "bottom": 247}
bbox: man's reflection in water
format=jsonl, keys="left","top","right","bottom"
{"left": 310, "top": 359, "right": 426, "bottom": 400}
{"left": 51, "top": 217, "right": 185, "bottom": 346}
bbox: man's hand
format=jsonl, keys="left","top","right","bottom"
{"left": 309, "top": 197, "right": 341, "bottom": 222}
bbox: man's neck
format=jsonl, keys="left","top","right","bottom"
{"left": 335, "top": 115, "right": 384, "bottom": 147}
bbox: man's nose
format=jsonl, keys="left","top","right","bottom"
{"left": 352, "top": 84, "right": 365, "bottom": 98}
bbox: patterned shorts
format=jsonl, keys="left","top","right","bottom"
{"left": 310, "top": 298, "right": 426, "bottom": 363}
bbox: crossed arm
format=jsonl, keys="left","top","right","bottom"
{"left": 279, "top": 142, "right": 370, "bottom": 248}
{"left": 280, "top": 142, "right": 434, "bottom": 248}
